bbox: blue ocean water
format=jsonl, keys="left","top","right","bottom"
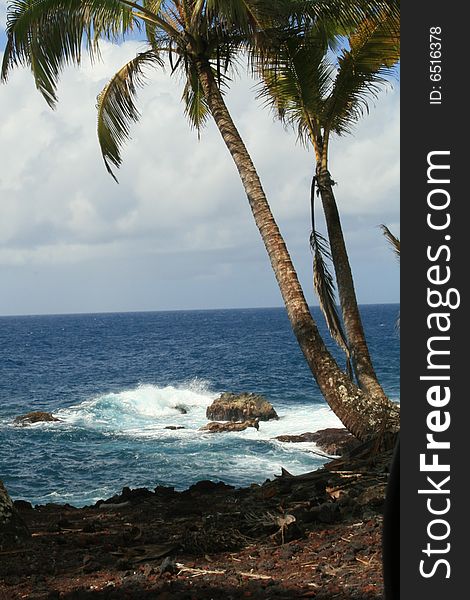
{"left": 0, "top": 305, "right": 399, "bottom": 507}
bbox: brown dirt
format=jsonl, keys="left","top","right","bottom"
{"left": 0, "top": 451, "right": 393, "bottom": 599}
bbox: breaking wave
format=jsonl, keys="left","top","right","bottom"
{"left": 56, "top": 380, "right": 217, "bottom": 434}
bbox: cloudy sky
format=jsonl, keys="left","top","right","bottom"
{"left": 0, "top": 3, "right": 399, "bottom": 316}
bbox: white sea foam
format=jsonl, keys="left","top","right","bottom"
{"left": 57, "top": 380, "right": 218, "bottom": 432}
{"left": 54, "top": 381, "right": 343, "bottom": 452}
{"left": 16, "top": 381, "right": 345, "bottom": 504}
{"left": 7, "top": 383, "right": 351, "bottom": 505}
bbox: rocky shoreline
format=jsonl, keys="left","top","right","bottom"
{"left": 0, "top": 437, "right": 393, "bottom": 600}
{"left": 4, "top": 395, "right": 393, "bottom": 598}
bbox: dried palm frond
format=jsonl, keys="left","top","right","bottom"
{"left": 381, "top": 224, "right": 400, "bottom": 331}
{"left": 380, "top": 224, "right": 400, "bottom": 260}
{"left": 310, "top": 177, "right": 352, "bottom": 377}
{"left": 244, "top": 509, "right": 279, "bottom": 529}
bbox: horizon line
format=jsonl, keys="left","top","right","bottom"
{"left": 0, "top": 301, "right": 400, "bottom": 319}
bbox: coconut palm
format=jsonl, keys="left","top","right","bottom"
{"left": 1, "top": 0, "right": 399, "bottom": 441}
{"left": 259, "top": 3, "right": 399, "bottom": 404}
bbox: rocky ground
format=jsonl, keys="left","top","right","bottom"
{"left": 0, "top": 442, "right": 393, "bottom": 600}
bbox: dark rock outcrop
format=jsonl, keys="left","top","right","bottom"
{"left": 0, "top": 480, "right": 30, "bottom": 547}
{"left": 187, "top": 480, "right": 235, "bottom": 494}
{"left": 14, "top": 411, "right": 61, "bottom": 425}
{"left": 13, "top": 500, "right": 33, "bottom": 511}
{"left": 200, "top": 418, "right": 260, "bottom": 433}
{"left": 95, "top": 486, "right": 154, "bottom": 508}
{"left": 206, "top": 392, "right": 278, "bottom": 422}
{"left": 275, "top": 428, "right": 360, "bottom": 456}
{"left": 275, "top": 433, "right": 319, "bottom": 444}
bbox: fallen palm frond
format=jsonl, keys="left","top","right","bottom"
{"left": 176, "top": 564, "right": 273, "bottom": 580}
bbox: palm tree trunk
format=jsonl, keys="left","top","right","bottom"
{"left": 316, "top": 167, "right": 389, "bottom": 402}
{"left": 196, "top": 60, "right": 399, "bottom": 440}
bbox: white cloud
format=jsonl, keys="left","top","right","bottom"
{"left": 0, "top": 29, "right": 399, "bottom": 314}
{"left": 329, "top": 89, "right": 400, "bottom": 217}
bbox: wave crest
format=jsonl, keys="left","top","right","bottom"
{"left": 57, "top": 380, "right": 217, "bottom": 432}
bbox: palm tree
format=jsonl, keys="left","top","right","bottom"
{"left": 259, "top": 3, "right": 399, "bottom": 403}
{"left": 1, "top": 0, "right": 399, "bottom": 441}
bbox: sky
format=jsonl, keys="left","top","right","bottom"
{"left": 0, "top": 2, "right": 399, "bottom": 317}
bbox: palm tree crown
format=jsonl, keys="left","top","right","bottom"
{"left": 2, "top": 0, "right": 393, "bottom": 175}
{"left": 259, "top": 3, "right": 399, "bottom": 154}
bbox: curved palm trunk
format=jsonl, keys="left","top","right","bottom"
{"left": 316, "top": 167, "right": 389, "bottom": 402}
{"left": 196, "top": 60, "right": 398, "bottom": 441}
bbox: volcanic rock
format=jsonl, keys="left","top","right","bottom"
{"left": 357, "top": 483, "right": 387, "bottom": 509}
{"left": 0, "top": 480, "right": 30, "bottom": 547}
{"left": 13, "top": 500, "right": 33, "bottom": 511}
{"left": 187, "top": 480, "right": 235, "bottom": 493}
{"left": 275, "top": 428, "right": 360, "bottom": 456}
{"left": 206, "top": 392, "right": 278, "bottom": 422}
{"left": 14, "top": 411, "right": 61, "bottom": 425}
{"left": 275, "top": 432, "right": 318, "bottom": 443}
{"left": 200, "top": 418, "right": 260, "bottom": 433}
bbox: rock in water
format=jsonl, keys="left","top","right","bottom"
{"left": 206, "top": 392, "right": 278, "bottom": 422}
{"left": 200, "top": 419, "right": 260, "bottom": 433}
{"left": 14, "top": 411, "right": 61, "bottom": 425}
{"left": 275, "top": 433, "right": 319, "bottom": 443}
{"left": 275, "top": 428, "right": 360, "bottom": 456}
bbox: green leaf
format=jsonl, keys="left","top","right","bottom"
{"left": 322, "top": 5, "right": 400, "bottom": 135}
{"left": 2, "top": 0, "right": 137, "bottom": 107}
{"left": 258, "top": 30, "right": 335, "bottom": 145}
{"left": 96, "top": 49, "right": 164, "bottom": 179}
{"left": 182, "top": 63, "right": 211, "bottom": 132}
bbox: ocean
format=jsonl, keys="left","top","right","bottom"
{"left": 0, "top": 305, "right": 399, "bottom": 507}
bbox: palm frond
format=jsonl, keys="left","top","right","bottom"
{"left": 192, "top": 0, "right": 302, "bottom": 60}
{"left": 204, "top": 35, "right": 242, "bottom": 86}
{"left": 349, "top": 8, "right": 400, "bottom": 68}
{"left": 310, "top": 229, "right": 352, "bottom": 375}
{"left": 182, "top": 62, "right": 211, "bottom": 132}
{"left": 381, "top": 223, "right": 400, "bottom": 331}
{"left": 287, "top": 0, "right": 399, "bottom": 35}
{"left": 257, "top": 31, "right": 334, "bottom": 146}
{"left": 193, "top": 0, "right": 269, "bottom": 32}
{"left": 322, "top": 5, "right": 400, "bottom": 135}
{"left": 1, "top": 0, "right": 138, "bottom": 107}
{"left": 142, "top": 0, "right": 165, "bottom": 47}
{"left": 380, "top": 224, "right": 400, "bottom": 260}
{"left": 96, "top": 49, "right": 164, "bottom": 179}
